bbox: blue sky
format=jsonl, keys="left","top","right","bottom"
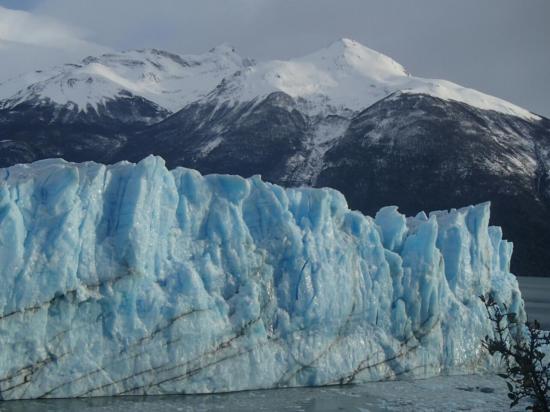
{"left": 1, "top": 0, "right": 549, "bottom": 117}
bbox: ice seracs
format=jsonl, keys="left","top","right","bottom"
{"left": 0, "top": 156, "right": 524, "bottom": 399}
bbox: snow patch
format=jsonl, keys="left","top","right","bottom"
{"left": 199, "top": 136, "right": 224, "bottom": 156}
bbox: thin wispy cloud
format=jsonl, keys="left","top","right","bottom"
{"left": 0, "top": 5, "right": 109, "bottom": 81}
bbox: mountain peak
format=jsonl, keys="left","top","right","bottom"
{"left": 307, "top": 38, "right": 408, "bottom": 80}
{"left": 210, "top": 38, "right": 535, "bottom": 120}
{"left": 329, "top": 37, "right": 368, "bottom": 50}
{"left": 208, "top": 43, "right": 239, "bottom": 55}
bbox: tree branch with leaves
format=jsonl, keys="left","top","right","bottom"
{"left": 480, "top": 293, "right": 550, "bottom": 411}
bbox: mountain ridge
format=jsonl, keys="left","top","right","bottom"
{"left": 0, "top": 39, "right": 538, "bottom": 120}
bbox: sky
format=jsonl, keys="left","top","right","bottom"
{"left": 0, "top": 0, "right": 549, "bottom": 117}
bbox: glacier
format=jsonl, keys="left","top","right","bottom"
{"left": 0, "top": 156, "right": 524, "bottom": 400}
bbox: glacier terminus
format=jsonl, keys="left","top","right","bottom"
{"left": 0, "top": 156, "right": 524, "bottom": 399}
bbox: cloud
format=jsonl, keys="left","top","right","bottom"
{"left": 0, "top": 5, "right": 109, "bottom": 80}
{"left": 1, "top": 6, "right": 82, "bottom": 48}
{"left": 31, "top": 0, "right": 268, "bottom": 55}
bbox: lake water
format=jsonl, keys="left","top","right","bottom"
{"left": 0, "top": 374, "right": 526, "bottom": 412}
{"left": 517, "top": 276, "right": 550, "bottom": 330}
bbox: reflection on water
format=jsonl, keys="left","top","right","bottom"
{"left": 0, "top": 385, "right": 380, "bottom": 412}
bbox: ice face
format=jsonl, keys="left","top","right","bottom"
{"left": 0, "top": 156, "right": 524, "bottom": 399}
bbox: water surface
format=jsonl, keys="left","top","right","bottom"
{"left": 0, "top": 375, "right": 523, "bottom": 412}
{"left": 517, "top": 276, "right": 550, "bottom": 330}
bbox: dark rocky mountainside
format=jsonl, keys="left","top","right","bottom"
{"left": 0, "top": 95, "right": 167, "bottom": 166}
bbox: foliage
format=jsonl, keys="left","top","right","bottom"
{"left": 481, "top": 294, "right": 550, "bottom": 411}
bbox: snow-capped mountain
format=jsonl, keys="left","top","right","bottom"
{"left": 0, "top": 44, "right": 252, "bottom": 121}
{"left": 0, "top": 39, "right": 549, "bottom": 276}
{"left": 0, "top": 38, "right": 535, "bottom": 120}
{"left": 211, "top": 38, "right": 536, "bottom": 119}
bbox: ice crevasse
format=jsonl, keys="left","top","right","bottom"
{"left": 0, "top": 156, "right": 524, "bottom": 399}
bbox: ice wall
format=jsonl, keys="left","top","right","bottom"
{"left": 0, "top": 156, "right": 524, "bottom": 399}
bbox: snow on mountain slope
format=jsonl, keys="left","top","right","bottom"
{"left": 0, "top": 156, "right": 524, "bottom": 399}
{"left": 215, "top": 38, "right": 407, "bottom": 113}
{"left": 0, "top": 45, "right": 251, "bottom": 113}
{"left": 213, "top": 38, "right": 538, "bottom": 120}
{"left": 0, "top": 38, "right": 538, "bottom": 120}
